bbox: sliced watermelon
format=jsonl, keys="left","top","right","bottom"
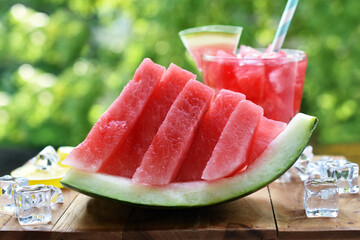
{"left": 61, "top": 113, "right": 318, "bottom": 208}
{"left": 247, "top": 116, "right": 287, "bottom": 165}
{"left": 62, "top": 58, "right": 165, "bottom": 172}
{"left": 98, "top": 64, "right": 195, "bottom": 178}
{"left": 176, "top": 89, "right": 245, "bottom": 182}
{"left": 132, "top": 80, "right": 214, "bottom": 185}
{"left": 202, "top": 100, "right": 263, "bottom": 181}
{"left": 179, "top": 25, "right": 242, "bottom": 70}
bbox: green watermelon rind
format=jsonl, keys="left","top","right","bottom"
{"left": 61, "top": 113, "right": 317, "bottom": 208}
{"left": 179, "top": 25, "right": 243, "bottom": 37}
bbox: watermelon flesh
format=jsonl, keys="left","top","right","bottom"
{"left": 176, "top": 89, "right": 245, "bottom": 182}
{"left": 132, "top": 80, "right": 214, "bottom": 185}
{"left": 247, "top": 116, "right": 287, "bottom": 165}
{"left": 202, "top": 100, "right": 264, "bottom": 181}
{"left": 98, "top": 64, "right": 196, "bottom": 178}
{"left": 62, "top": 58, "right": 165, "bottom": 172}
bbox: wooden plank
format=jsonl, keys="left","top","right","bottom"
{"left": 52, "top": 193, "right": 132, "bottom": 239}
{"left": 123, "top": 185, "right": 276, "bottom": 239}
{"left": 269, "top": 158, "right": 360, "bottom": 239}
{"left": 194, "top": 187, "right": 277, "bottom": 240}
{"left": 0, "top": 214, "right": 12, "bottom": 229}
{"left": 123, "top": 204, "right": 198, "bottom": 239}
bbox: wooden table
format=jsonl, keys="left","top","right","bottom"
{"left": 0, "top": 145, "right": 359, "bottom": 239}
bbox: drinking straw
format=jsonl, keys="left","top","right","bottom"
{"left": 270, "top": 0, "right": 299, "bottom": 52}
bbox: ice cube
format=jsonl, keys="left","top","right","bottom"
{"left": 0, "top": 175, "right": 28, "bottom": 214}
{"left": 303, "top": 178, "right": 339, "bottom": 218}
{"left": 13, "top": 184, "right": 52, "bottom": 225}
{"left": 49, "top": 185, "right": 64, "bottom": 205}
{"left": 275, "top": 170, "right": 292, "bottom": 183}
{"left": 33, "top": 146, "right": 60, "bottom": 170}
{"left": 324, "top": 159, "right": 359, "bottom": 194}
{"left": 293, "top": 146, "right": 315, "bottom": 181}
{"left": 301, "top": 145, "right": 314, "bottom": 161}
{"left": 305, "top": 158, "right": 329, "bottom": 180}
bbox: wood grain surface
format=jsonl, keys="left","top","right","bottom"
{"left": 0, "top": 152, "right": 359, "bottom": 239}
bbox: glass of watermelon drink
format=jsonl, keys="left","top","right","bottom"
{"left": 201, "top": 46, "right": 307, "bottom": 123}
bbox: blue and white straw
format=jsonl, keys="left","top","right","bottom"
{"left": 270, "top": 0, "right": 299, "bottom": 52}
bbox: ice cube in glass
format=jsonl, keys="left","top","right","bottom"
{"left": 0, "top": 175, "right": 28, "bottom": 214}
{"left": 324, "top": 159, "right": 359, "bottom": 194}
{"left": 303, "top": 178, "right": 339, "bottom": 218}
{"left": 13, "top": 184, "right": 51, "bottom": 225}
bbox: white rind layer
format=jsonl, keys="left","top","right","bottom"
{"left": 61, "top": 113, "right": 317, "bottom": 207}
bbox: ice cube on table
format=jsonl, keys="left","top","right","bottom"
{"left": 0, "top": 175, "right": 28, "bottom": 214}
{"left": 293, "top": 146, "right": 314, "bottom": 181}
{"left": 304, "top": 158, "right": 329, "bottom": 180}
{"left": 324, "top": 159, "right": 359, "bottom": 194}
{"left": 33, "top": 145, "right": 60, "bottom": 171}
{"left": 49, "top": 185, "right": 64, "bottom": 205}
{"left": 303, "top": 178, "right": 339, "bottom": 218}
{"left": 275, "top": 170, "right": 292, "bottom": 183}
{"left": 13, "top": 184, "right": 63, "bottom": 225}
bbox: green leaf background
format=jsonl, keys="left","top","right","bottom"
{"left": 0, "top": 0, "right": 359, "bottom": 148}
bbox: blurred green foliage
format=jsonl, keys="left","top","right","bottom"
{"left": 0, "top": 0, "right": 359, "bottom": 148}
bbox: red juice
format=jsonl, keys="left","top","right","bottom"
{"left": 202, "top": 47, "right": 307, "bottom": 123}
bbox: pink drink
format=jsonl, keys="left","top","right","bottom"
{"left": 202, "top": 46, "right": 307, "bottom": 123}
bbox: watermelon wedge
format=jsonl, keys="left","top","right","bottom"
{"left": 201, "top": 100, "right": 263, "bottom": 181}
{"left": 98, "top": 64, "right": 195, "bottom": 178}
{"left": 132, "top": 80, "right": 214, "bottom": 185}
{"left": 176, "top": 89, "right": 245, "bottom": 182}
{"left": 179, "top": 25, "right": 242, "bottom": 70}
{"left": 248, "top": 116, "right": 287, "bottom": 165}
{"left": 62, "top": 58, "right": 165, "bottom": 172}
{"left": 61, "top": 113, "right": 318, "bottom": 208}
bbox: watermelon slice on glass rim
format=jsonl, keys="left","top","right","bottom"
{"left": 179, "top": 25, "right": 242, "bottom": 70}
{"left": 61, "top": 59, "right": 317, "bottom": 208}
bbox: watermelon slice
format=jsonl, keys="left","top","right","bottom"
{"left": 247, "top": 116, "right": 287, "bottom": 165}
{"left": 62, "top": 58, "right": 165, "bottom": 172}
{"left": 176, "top": 89, "right": 245, "bottom": 182}
{"left": 132, "top": 80, "right": 214, "bottom": 185}
{"left": 179, "top": 25, "right": 242, "bottom": 70}
{"left": 98, "top": 64, "right": 196, "bottom": 178}
{"left": 201, "top": 100, "right": 263, "bottom": 181}
{"left": 61, "top": 113, "right": 318, "bottom": 208}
